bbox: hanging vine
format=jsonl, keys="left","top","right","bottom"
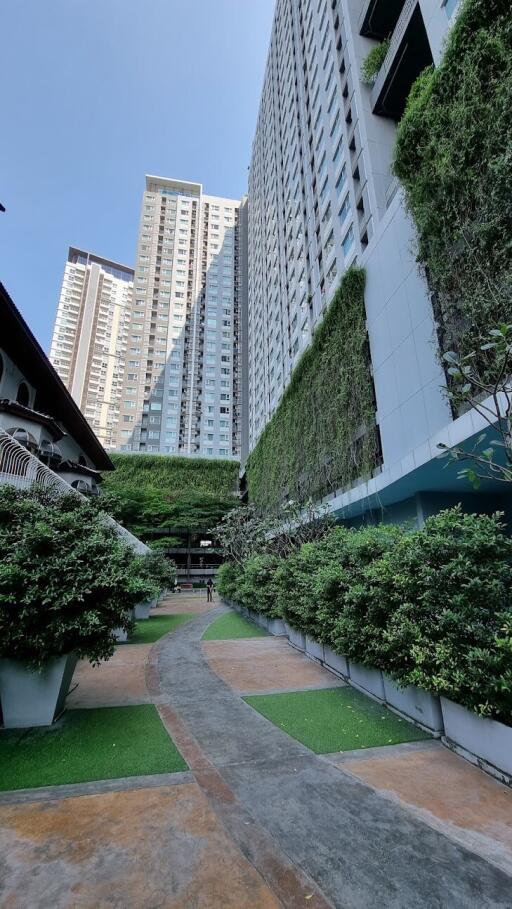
{"left": 246, "top": 268, "right": 381, "bottom": 510}
{"left": 393, "top": 0, "right": 512, "bottom": 380}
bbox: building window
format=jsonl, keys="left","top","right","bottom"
{"left": 342, "top": 225, "right": 355, "bottom": 258}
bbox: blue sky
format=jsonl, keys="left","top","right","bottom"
{"left": 0, "top": 0, "right": 274, "bottom": 350}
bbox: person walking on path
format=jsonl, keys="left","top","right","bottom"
{"left": 206, "top": 577, "right": 214, "bottom": 603}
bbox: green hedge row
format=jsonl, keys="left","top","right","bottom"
{"left": 394, "top": 0, "right": 512, "bottom": 376}
{"left": 217, "top": 507, "right": 512, "bottom": 724}
{"left": 245, "top": 268, "right": 380, "bottom": 509}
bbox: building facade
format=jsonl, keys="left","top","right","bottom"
{"left": 244, "top": 0, "right": 494, "bottom": 525}
{"left": 52, "top": 178, "right": 243, "bottom": 459}
{"left": 116, "top": 176, "right": 242, "bottom": 458}
{"left": 50, "top": 248, "right": 134, "bottom": 450}
{"left": 1, "top": 282, "right": 114, "bottom": 494}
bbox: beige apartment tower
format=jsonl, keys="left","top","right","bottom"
{"left": 50, "top": 248, "right": 134, "bottom": 449}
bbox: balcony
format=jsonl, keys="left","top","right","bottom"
{"left": 370, "top": 1, "right": 434, "bottom": 120}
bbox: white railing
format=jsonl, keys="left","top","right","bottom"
{"left": 0, "top": 427, "right": 149, "bottom": 554}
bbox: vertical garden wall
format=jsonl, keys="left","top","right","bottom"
{"left": 393, "top": 0, "right": 512, "bottom": 374}
{"left": 102, "top": 455, "right": 240, "bottom": 544}
{"left": 246, "top": 268, "right": 380, "bottom": 510}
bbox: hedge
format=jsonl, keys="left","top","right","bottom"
{"left": 393, "top": 0, "right": 512, "bottom": 380}
{"left": 246, "top": 268, "right": 380, "bottom": 509}
{"left": 217, "top": 507, "right": 512, "bottom": 724}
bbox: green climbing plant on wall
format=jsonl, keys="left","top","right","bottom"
{"left": 246, "top": 268, "right": 380, "bottom": 510}
{"left": 393, "top": 0, "right": 512, "bottom": 381}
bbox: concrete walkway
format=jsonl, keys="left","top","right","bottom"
{"left": 1, "top": 594, "right": 512, "bottom": 908}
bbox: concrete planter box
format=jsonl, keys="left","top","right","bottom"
{"left": 0, "top": 654, "right": 77, "bottom": 728}
{"left": 285, "top": 623, "right": 306, "bottom": 652}
{"left": 114, "top": 608, "right": 135, "bottom": 641}
{"left": 134, "top": 598, "right": 157, "bottom": 620}
{"left": 441, "top": 697, "right": 512, "bottom": 777}
{"left": 323, "top": 646, "right": 349, "bottom": 679}
{"left": 348, "top": 662, "right": 385, "bottom": 701}
{"left": 383, "top": 676, "right": 444, "bottom": 733}
{"left": 267, "top": 618, "right": 286, "bottom": 636}
{"left": 305, "top": 635, "right": 324, "bottom": 662}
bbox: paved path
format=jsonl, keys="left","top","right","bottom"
{"left": 1, "top": 594, "right": 512, "bottom": 908}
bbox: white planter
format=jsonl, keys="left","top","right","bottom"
{"left": 441, "top": 697, "right": 512, "bottom": 777}
{"left": 323, "top": 646, "right": 349, "bottom": 679}
{"left": 114, "top": 627, "right": 128, "bottom": 643}
{"left": 0, "top": 654, "right": 77, "bottom": 728}
{"left": 267, "top": 618, "right": 286, "bottom": 636}
{"left": 305, "top": 635, "right": 324, "bottom": 662}
{"left": 134, "top": 598, "right": 157, "bottom": 620}
{"left": 383, "top": 676, "right": 444, "bottom": 733}
{"left": 348, "top": 662, "right": 385, "bottom": 701}
{"left": 285, "top": 623, "right": 306, "bottom": 652}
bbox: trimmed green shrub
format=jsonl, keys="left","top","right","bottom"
{"left": 274, "top": 528, "right": 353, "bottom": 638}
{"left": 0, "top": 486, "right": 155, "bottom": 670}
{"left": 361, "top": 39, "right": 390, "bottom": 84}
{"left": 339, "top": 508, "right": 512, "bottom": 722}
{"left": 221, "top": 506, "right": 512, "bottom": 723}
{"left": 246, "top": 268, "right": 380, "bottom": 509}
{"left": 216, "top": 561, "right": 243, "bottom": 601}
{"left": 313, "top": 523, "right": 403, "bottom": 650}
{"left": 135, "top": 551, "right": 177, "bottom": 594}
{"left": 393, "top": 0, "right": 512, "bottom": 380}
{"left": 236, "top": 554, "right": 283, "bottom": 618}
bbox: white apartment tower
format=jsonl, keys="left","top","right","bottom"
{"left": 245, "top": 0, "right": 473, "bottom": 526}
{"left": 116, "top": 176, "right": 242, "bottom": 458}
{"left": 50, "top": 249, "right": 134, "bottom": 449}
{"left": 51, "top": 177, "right": 243, "bottom": 458}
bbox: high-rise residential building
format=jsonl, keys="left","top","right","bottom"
{"left": 244, "top": 0, "right": 489, "bottom": 525}
{"left": 50, "top": 248, "right": 134, "bottom": 450}
{"left": 116, "top": 176, "right": 242, "bottom": 458}
{"left": 51, "top": 177, "right": 244, "bottom": 459}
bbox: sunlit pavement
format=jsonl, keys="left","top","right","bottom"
{"left": 1, "top": 593, "right": 511, "bottom": 908}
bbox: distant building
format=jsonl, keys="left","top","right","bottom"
{"left": 50, "top": 248, "right": 134, "bottom": 450}
{"left": 1, "top": 282, "right": 113, "bottom": 494}
{"left": 51, "top": 177, "right": 244, "bottom": 459}
{"left": 117, "top": 175, "right": 242, "bottom": 458}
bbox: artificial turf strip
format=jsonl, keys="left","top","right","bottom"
{"left": 0, "top": 705, "right": 188, "bottom": 792}
{"left": 202, "top": 611, "right": 268, "bottom": 641}
{"left": 128, "top": 613, "right": 192, "bottom": 644}
{"left": 244, "top": 687, "right": 431, "bottom": 754}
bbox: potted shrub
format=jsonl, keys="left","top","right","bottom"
{"left": 323, "top": 524, "right": 402, "bottom": 695}
{"left": 236, "top": 553, "right": 286, "bottom": 634}
{"left": 133, "top": 551, "right": 177, "bottom": 619}
{"left": 366, "top": 508, "right": 512, "bottom": 738}
{"left": 440, "top": 696, "right": 512, "bottom": 777}
{"left": 0, "top": 486, "right": 153, "bottom": 727}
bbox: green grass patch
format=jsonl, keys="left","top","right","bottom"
{"left": 0, "top": 705, "right": 187, "bottom": 792}
{"left": 244, "top": 687, "right": 431, "bottom": 754}
{"left": 128, "top": 613, "right": 192, "bottom": 644}
{"left": 202, "top": 611, "right": 268, "bottom": 641}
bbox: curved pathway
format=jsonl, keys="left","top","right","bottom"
{"left": 149, "top": 603, "right": 512, "bottom": 909}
